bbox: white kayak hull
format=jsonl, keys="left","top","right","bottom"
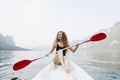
{"left": 32, "top": 61, "right": 94, "bottom": 80}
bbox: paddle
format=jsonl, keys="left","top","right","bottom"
{"left": 63, "top": 32, "right": 107, "bottom": 50}
{"left": 13, "top": 56, "right": 45, "bottom": 71}
{"left": 13, "top": 32, "right": 106, "bottom": 71}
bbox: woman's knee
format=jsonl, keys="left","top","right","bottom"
{"left": 63, "top": 56, "right": 68, "bottom": 60}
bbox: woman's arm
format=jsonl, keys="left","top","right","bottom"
{"left": 45, "top": 42, "right": 56, "bottom": 56}
{"left": 68, "top": 43, "right": 79, "bottom": 53}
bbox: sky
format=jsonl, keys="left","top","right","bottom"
{"left": 0, "top": 0, "right": 120, "bottom": 48}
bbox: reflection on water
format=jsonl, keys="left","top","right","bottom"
{"left": 0, "top": 51, "right": 120, "bottom": 80}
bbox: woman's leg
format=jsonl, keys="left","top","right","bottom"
{"left": 57, "top": 50, "right": 66, "bottom": 69}
{"left": 57, "top": 50, "right": 71, "bottom": 73}
{"left": 63, "top": 56, "right": 71, "bottom": 73}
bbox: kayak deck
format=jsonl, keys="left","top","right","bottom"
{"left": 32, "top": 61, "right": 94, "bottom": 80}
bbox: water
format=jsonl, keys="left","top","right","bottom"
{"left": 0, "top": 51, "right": 120, "bottom": 80}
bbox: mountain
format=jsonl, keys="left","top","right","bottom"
{"left": 0, "top": 33, "right": 29, "bottom": 51}
{"left": 5, "top": 35, "right": 15, "bottom": 46}
{"left": 74, "top": 22, "right": 120, "bottom": 52}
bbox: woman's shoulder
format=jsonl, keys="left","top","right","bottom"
{"left": 53, "top": 41, "right": 57, "bottom": 47}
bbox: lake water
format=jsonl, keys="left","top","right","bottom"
{"left": 0, "top": 51, "right": 120, "bottom": 80}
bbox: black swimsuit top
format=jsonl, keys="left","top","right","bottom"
{"left": 56, "top": 44, "right": 67, "bottom": 56}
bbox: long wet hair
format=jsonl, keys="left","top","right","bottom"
{"left": 55, "top": 31, "right": 68, "bottom": 47}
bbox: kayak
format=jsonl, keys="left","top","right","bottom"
{"left": 32, "top": 60, "right": 94, "bottom": 80}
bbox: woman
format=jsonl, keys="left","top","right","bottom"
{"left": 45, "top": 31, "right": 79, "bottom": 73}
{"left": 32, "top": 31, "right": 94, "bottom": 80}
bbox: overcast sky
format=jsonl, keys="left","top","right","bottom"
{"left": 0, "top": 0, "right": 120, "bottom": 48}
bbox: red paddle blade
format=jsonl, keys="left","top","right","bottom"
{"left": 90, "top": 32, "right": 106, "bottom": 41}
{"left": 85, "top": 32, "right": 106, "bottom": 42}
{"left": 13, "top": 60, "right": 33, "bottom": 71}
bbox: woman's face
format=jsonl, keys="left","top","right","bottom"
{"left": 57, "top": 32, "right": 63, "bottom": 40}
